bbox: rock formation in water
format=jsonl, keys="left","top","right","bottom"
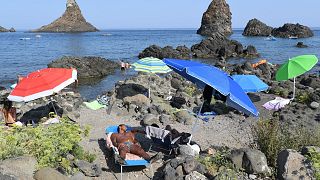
{"left": 138, "top": 45, "right": 192, "bottom": 60}
{"left": 139, "top": 33, "right": 259, "bottom": 62}
{"left": 48, "top": 56, "right": 118, "bottom": 79}
{"left": 243, "top": 19, "right": 273, "bottom": 36}
{"left": 197, "top": 0, "right": 232, "bottom": 36}
{"left": 271, "top": 23, "right": 313, "bottom": 38}
{"left": 0, "top": 26, "right": 15, "bottom": 32}
{"left": 191, "top": 32, "right": 258, "bottom": 59}
{"left": 33, "top": 0, "right": 98, "bottom": 33}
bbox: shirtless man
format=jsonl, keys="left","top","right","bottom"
{"left": 110, "top": 124, "right": 162, "bottom": 164}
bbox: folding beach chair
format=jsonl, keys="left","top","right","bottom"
{"left": 105, "top": 125, "right": 151, "bottom": 180}
{"left": 145, "top": 126, "right": 181, "bottom": 155}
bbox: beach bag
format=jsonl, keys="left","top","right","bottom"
{"left": 97, "top": 95, "right": 110, "bottom": 106}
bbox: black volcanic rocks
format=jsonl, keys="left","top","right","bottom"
{"left": 33, "top": 0, "right": 98, "bottom": 32}
{"left": 272, "top": 23, "right": 313, "bottom": 38}
{"left": 191, "top": 33, "right": 258, "bottom": 59}
{"left": 138, "top": 45, "right": 192, "bottom": 59}
{"left": 296, "top": 42, "right": 308, "bottom": 48}
{"left": 197, "top": 0, "right": 232, "bottom": 36}
{"left": 243, "top": 19, "right": 273, "bottom": 36}
{"left": 139, "top": 33, "right": 259, "bottom": 61}
{"left": 48, "top": 56, "right": 118, "bottom": 79}
{"left": 0, "top": 26, "right": 15, "bottom": 32}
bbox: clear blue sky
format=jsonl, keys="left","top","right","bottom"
{"left": 0, "top": 0, "right": 319, "bottom": 30}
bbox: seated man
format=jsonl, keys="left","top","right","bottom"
{"left": 110, "top": 124, "right": 162, "bottom": 164}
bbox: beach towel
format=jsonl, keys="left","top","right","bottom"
{"left": 145, "top": 126, "right": 170, "bottom": 142}
{"left": 84, "top": 100, "right": 106, "bottom": 110}
{"left": 262, "top": 97, "right": 291, "bottom": 110}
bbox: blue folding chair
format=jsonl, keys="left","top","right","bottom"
{"left": 105, "top": 125, "right": 151, "bottom": 180}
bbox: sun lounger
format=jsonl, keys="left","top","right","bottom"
{"left": 105, "top": 125, "right": 150, "bottom": 180}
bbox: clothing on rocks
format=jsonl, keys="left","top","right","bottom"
{"left": 262, "top": 97, "right": 291, "bottom": 110}
{"left": 145, "top": 126, "right": 170, "bottom": 142}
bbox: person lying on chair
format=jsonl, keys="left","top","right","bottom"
{"left": 110, "top": 124, "right": 163, "bottom": 164}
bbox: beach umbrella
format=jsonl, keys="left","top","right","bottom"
{"left": 276, "top": 55, "right": 318, "bottom": 99}
{"left": 132, "top": 57, "right": 172, "bottom": 74}
{"left": 231, "top": 75, "right": 269, "bottom": 93}
{"left": 132, "top": 57, "right": 171, "bottom": 97}
{"left": 8, "top": 68, "right": 77, "bottom": 102}
{"left": 164, "top": 58, "right": 259, "bottom": 117}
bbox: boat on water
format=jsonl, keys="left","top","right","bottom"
{"left": 289, "top": 36, "right": 298, "bottom": 39}
{"left": 265, "top": 35, "right": 276, "bottom": 41}
{"left": 19, "top": 38, "right": 31, "bottom": 40}
{"left": 101, "top": 33, "right": 112, "bottom": 36}
{"left": 35, "top": 35, "right": 42, "bottom": 38}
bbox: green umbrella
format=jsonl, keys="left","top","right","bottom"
{"left": 276, "top": 55, "right": 318, "bottom": 99}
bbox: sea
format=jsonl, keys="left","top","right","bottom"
{"left": 0, "top": 29, "right": 319, "bottom": 99}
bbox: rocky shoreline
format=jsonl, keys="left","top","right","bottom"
{"left": 0, "top": 26, "right": 15, "bottom": 33}
{"left": 0, "top": 59, "right": 319, "bottom": 179}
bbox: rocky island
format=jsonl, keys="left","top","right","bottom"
{"left": 0, "top": 26, "right": 15, "bottom": 32}
{"left": 33, "top": 0, "right": 98, "bottom": 33}
{"left": 242, "top": 18, "right": 273, "bottom": 36}
{"left": 243, "top": 19, "right": 314, "bottom": 38}
{"left": 197, "top": 0, "right": 232, "bottom": 36}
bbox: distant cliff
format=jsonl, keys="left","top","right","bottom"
{"left": 197, "top": 0, "right": 232, "bottom": 36}
{"left": 33, "top": 0, "right": 98, "bottom": 33}
{"left": 0, "top": 26, "right": 15, "bottom": 32}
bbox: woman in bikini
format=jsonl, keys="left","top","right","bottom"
{"left": 0, "top": 100, "right": 17, "bottom": 126}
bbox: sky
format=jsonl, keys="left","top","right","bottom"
{"left": 0, "top": 0, "right": 319, "bottom": 30}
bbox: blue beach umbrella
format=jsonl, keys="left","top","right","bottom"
{"left": 164, "top": 58, "right": 259, "bottom": 117}
{"left": 231, "top": 75, "right": 269, "bottom": 93}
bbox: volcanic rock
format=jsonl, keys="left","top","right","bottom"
{"left": 33, "top": 0, "right": 98, "bottom": 32}
{"left": 48, "top": 56, "right": 118, "bottom": 79}
{"left": 243, "top": 18, "right": 273, "bottom": 36}
{"left": 138, "top": 45, "right": 192, "bottom": 59}
{"left": 296, "top": 42, "right": 308, "bottom": 48}
{"left": 277, "top": 149, "right": 315, "bottom": 180}
{"left": 0, "top": 26, "right": 15, "bottom": 32}
{"left": 191, "top": 32, "right": 258, "bottom": 59}
{"left": 197, "top": 0, "right": 232, "bottom": 36}
{"left": 272, "top": 23, "right": 313, "bottom": 38}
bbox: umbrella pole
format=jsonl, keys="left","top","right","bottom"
{"left": 50, "top": 97, "right": 58, "bottom": 116}
{"left": 188, "top": 102, "right": 204, "bottom": 144}
{"left": 293, "top": 77, "right": 296, "bottom": 100}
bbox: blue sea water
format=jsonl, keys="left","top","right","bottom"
{"left": 0, "top": 29, "right": 319, "bottom": 99}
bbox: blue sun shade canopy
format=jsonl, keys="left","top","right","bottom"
{"left": 164, "top": 59, "right": 259, "bottom": 117}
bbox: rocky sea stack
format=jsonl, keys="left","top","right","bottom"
{"left": 272, "top": 23, "right": 314, "bottom": 38}
{"left": 197, "top": 0, "right": 232, "bottom": 36}
{"left": 33, "top": 0, "right": 98, "bottom": 33}
{"left": 48, "top": 56, "right": 118, "bottom": 79}
{"left": 243, "top": 18, "right": 273, "bottom": 36}
{"left": 0, "top": 26, "right": 15, "bottom": 32}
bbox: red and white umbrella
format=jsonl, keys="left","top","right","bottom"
{"left": 8, "top": 68, "right": 77, "bottom": 102}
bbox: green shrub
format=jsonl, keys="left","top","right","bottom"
{"left": 0, "top": 117, "right": 95, "bottom": 173}
{"left": 305, "top": 147, "right": 320, "bottom": 179}
{"left": 185, "top": 86, "right": 197, "bottom": 97}
{"left": 197, "top": 148, "right": 234, "bottom": 176}
{"left": 252, "top": 120, "right": 320, "bottom": 168}
{"left": 296, "top": 92, "right": 311, "bottom": 104}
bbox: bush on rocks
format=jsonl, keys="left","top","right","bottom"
{"left": 252, "top": 120, "right": 320, "bottom": 168}
{"left": 0, "top": 117, "right": 95, "bottom": 174}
